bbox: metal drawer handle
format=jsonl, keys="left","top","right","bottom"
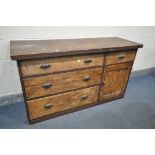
{"left": 80, "top": 95, "right": 88, "bottom": 100}
{"left": 42, "top": 82, "right": 53, "bottom": 88}
{"left": 44, "top": 103, "right": 54, "bottom": 109}
{"left": 117, "top": 55, "right": 125, "bottom": 60}
{"left": 84, "top": 59, "right": 93, "bottom": 64}
{"left": 40, "top": 64, "right": 51, "bottom": 69}
{"left": 83, "top": 76, "right": 91, "bottom": 81}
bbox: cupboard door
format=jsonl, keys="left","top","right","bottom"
{"left": 99, "top": 63, "right": 132, "bottom": 101}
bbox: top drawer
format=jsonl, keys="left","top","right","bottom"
{"left": 20, "top": 54, "right": 104, "bottom": 77}
{"left": 106, "top": 51, "right": 136, "bottom": 65}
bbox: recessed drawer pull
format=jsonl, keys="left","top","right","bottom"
{"left": 80, "top": 95, "right": 88, "bottom": 100}
{"left": 117, "top": 55, "right": 125, "bottom": 60}
{"left": 42, "top": 83, "right": 53, "bottom": 88}
{"left": 84, "top": 59, "right": 93, "bottom": 64}
{"left": 40, "top": 64, "right": 51, "bottom": 69}
{"left": 83, "top": 76, "right": 91, "bottom": 81}
{"left": 44, "top": 103, "right": 54, "bottom": 109}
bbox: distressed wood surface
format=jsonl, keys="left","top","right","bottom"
{"left": 11, "top": 37, "right": 143, "bottom": 124}
{"left": 24, "top": 68, "right": 102, "bottom": 99}
{"left": 28, "top": 86, "right": 99, "bottom": 120}
{"left": 99, "top": 62, "right": 132, "bottom": 101}
{"left": 21, "top": 54, "right": 104, "bottom": 77}
{"left": 10, "top": 37, "right": 143, "bottom": 60}
{"left": 106, "top": 51, "right": 136, "bottom": 65}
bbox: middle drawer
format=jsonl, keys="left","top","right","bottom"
{"left": 24, "top": 67, "right": 102, "bottom": 99}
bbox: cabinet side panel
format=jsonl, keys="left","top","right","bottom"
{"left": 17, "top": 61, "right": 31, "bottom": 123}
{"left": 123, "top": 50, "right": 138, "bottom": 93}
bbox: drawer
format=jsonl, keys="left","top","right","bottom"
{"left": 24, "top": 68, "right": 102, "bottom": 99}
{"left": 106, "top": 51, "right": 136, "bottom": 65}
{"left": 21, "top": 54, "right": 104, "bottom": 77}
{"left": 28, "top": 86, "right": 99, "bottom": 120}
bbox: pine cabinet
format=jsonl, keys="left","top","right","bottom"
{"left": 10, "top": 37, "right": 143, "bottom": 124}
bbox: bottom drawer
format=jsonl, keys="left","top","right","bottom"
{"left": 28, "top": 86, "right": 99, "bottom": 120}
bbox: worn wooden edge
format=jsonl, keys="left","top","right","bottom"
{"left": 26, "top": 84, "right": 100, "bottom": 101}
{"left": 123, "top": 50, "right": 137, "bottom": 93}
{"left": 97, "top": 53, "right": 106, "bottom": 102}
{"left": 17, "top": 61, "right": 31, "bottom": 123}
{"left": 22, "top": 65, "right": 103, "bottom": 79}
{"left": 28, "top": 94, "right": 124, "bottom": 124}
{"left": 10, "top": 46, "right": 142, "bottom": 60}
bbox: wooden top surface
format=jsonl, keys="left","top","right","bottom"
{"left": 10, "top": 37, "right": 143, "bottom": 60}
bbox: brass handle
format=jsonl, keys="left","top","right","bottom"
{"left": 40, "top": 64, "right": 51, "bottom": 69}
{"left": 84, "top": 59, "right": 93, "bottom": 64}
{"left": 42, "top": 83, "right": 53, "bottom": 88}
{"left": 80, "top": 95, "right": 88, "bottom": 100}
{"left": 117, "top": 55, "right": 125, "bottom": 60}
{"left": 83, "top": 76, "right": 91, "bottom": 81}
{"left": 44, "top": 103, "right": 54, "bottom": 109}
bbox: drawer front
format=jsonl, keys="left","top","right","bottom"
{"left": 24, "top": 68, "right": 102, "bottom": 99}
{"left": 21, "top": 54, "right": 104, "bottom": 77}
{"left": 28, "top": 86, "right": 99, "bottom": 120}
{"left": 106, "top": 51, "right": 136, "bottom": 65}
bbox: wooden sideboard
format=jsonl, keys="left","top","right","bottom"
{"left": 10, "top": 37, "right": 143, "bottom": 124}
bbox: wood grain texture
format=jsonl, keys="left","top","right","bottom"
{"left": 17, "top": 61, "right": 31, "bottom": 123}
{"left": 99, "top": 62, "right": 132, "bottom": 101}
{"left": 24, "top": 68, "right": 102, "bottom": 99}
{"left": 28, "top": 86, "right": 99, "bottom": 120}
{"left": 10, "top": 37, "right": 143, "bottom": 60}
{"left": 29, "top": 93, "right": 124, "bottom": 124}
{"left": 10, "top": 37, "right": 143, "bottom": 124}
{"left": 21, "top": 54, "right": 104, "bottom": 77}
{"left": 106, "top": 51, "right": 136, "bottom": 65}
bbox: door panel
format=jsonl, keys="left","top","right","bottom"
{"left": 99, "top": 63, "right": 132, "bottom": 101}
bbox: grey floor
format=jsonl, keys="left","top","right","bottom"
{"left": 0, "top": 73, "right": 155, "bottom": 129}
